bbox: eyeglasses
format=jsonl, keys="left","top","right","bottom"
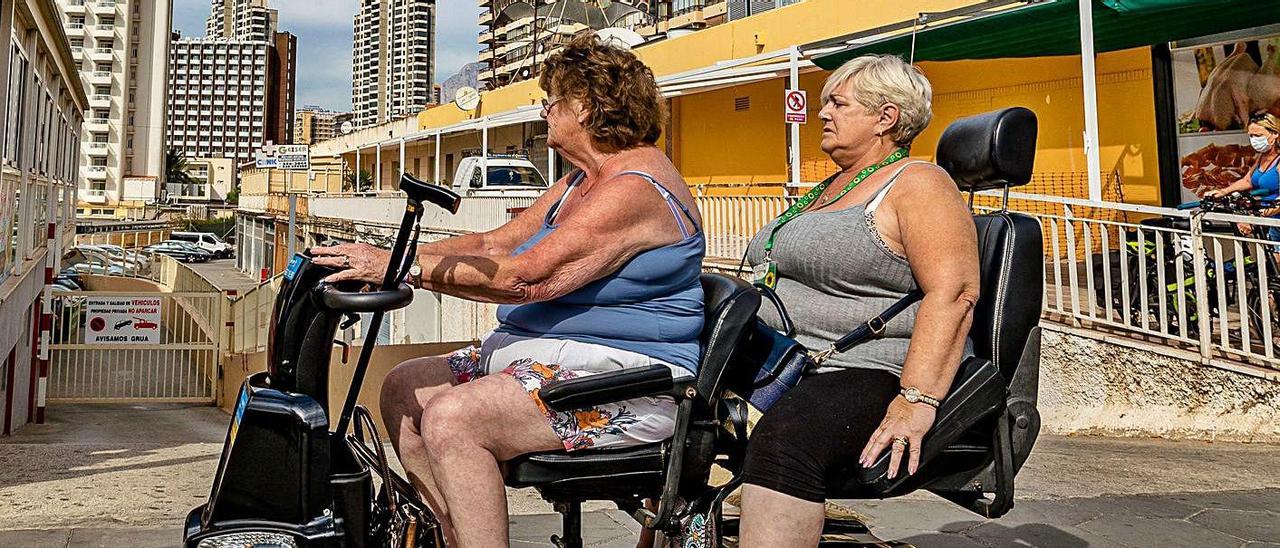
{"left": 541, "top": 96, "right": 563, "bottom": 114}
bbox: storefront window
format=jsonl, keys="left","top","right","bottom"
{"left": 1172, "top": 31, "right": 1280, "bottom": 202}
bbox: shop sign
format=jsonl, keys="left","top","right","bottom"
{"left": 277, "top": 145, "right": 310, "bottom": 170}
{"left": 84, "top": 296, "right": 162, "bottom": 344}
{"left": 785, "top": 89, "right": 807, "bottom": 124}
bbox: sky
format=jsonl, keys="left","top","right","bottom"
{"left": 172, "top": 0, "right": 483, "bottom": 112}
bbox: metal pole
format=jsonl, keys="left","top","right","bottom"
{"left": 286, "top": 193, "right": 297, "bottom": 259}
{"left": 548, "top": 146, "right": 557, "bottom": 182}
{"left": 434, "top": 132, "right": 442, "bottom": 184}
{"left": 481, "top": 122, "right": 489, "bottom": 185}
{"left": 375, "top": 142, "right": 382, "bottom": 191}
{"left": 788, "top": 46, "right": 801, "bottom": 186}
{"left": 355, "top": 146, "right": 361, "bottom": 191}
{"left": 399, "top": 138, "right": 406, "bottom": 178}
{"left": 1079, "top": 0, "right": 1103, "bottom": 202}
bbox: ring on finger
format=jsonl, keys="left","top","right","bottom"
{"left": 342, "top": 255, "right": 351, "bottom": 269}
{"left": 892, "top": 436, "right": 908, "bottom": 447}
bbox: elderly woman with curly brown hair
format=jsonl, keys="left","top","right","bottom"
{"left": 310, "top": 35, "right": 704, "bottom": 547}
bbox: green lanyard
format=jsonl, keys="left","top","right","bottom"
{"left": 754, "top": 148, "right": 909, "bottom": 289}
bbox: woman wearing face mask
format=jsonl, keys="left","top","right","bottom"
{"left": 1204, "top": 112, "right": 1280, "bottom": 241}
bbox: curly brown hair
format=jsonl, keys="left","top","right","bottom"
{"left": 539, "top": 34, "right": 665, "bottom": 153}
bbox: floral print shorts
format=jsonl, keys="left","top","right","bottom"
{"left": 445, "top": 332, "right": 685, "bottom": 452}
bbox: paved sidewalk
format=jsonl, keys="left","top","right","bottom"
{"left": 1, "top": 404, "right": 1276, "bottom": 547}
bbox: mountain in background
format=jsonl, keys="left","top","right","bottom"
{"left": 441, "top": 62, "right": 484, "bottom": 104}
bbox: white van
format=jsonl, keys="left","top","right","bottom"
{"left": 169, "top": 231, "right": 233, "bottom": 258}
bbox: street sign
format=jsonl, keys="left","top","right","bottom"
{"left": 255, "top": 143, "right": 279, "bottom": 169}
{"left": 785, "top": 89, "right": 807, "bottom": 124}
{"left": 84, "top": 296, "right": 162, "bottom": 344}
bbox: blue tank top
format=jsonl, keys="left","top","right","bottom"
{"left": 1253, "top": 156, "right": 1280, "bottom": 202}
{"left": 495, "top": 171, "right": 706, "bottom": 372}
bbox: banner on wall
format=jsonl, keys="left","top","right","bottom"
{"left": 1172, "top": 32, "right": 1280, "bottom": 202}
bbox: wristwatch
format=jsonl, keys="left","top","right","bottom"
{"left": 900, "top": 386, "right": 940, "bottom": 408}
{"left": 408, "top": 261, "right": 423, "bottom": 288}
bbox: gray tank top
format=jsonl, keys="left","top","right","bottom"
{"left": 745, "top": 162, "right": 971, "bottom": 376}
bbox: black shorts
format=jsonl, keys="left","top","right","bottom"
{"left": 741, "top": 367, "right": 900, "bottom": 503}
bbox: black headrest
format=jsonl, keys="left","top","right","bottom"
{"left": 936, "top": 107, "right": 1038, "bottom": 192}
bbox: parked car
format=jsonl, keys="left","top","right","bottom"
{"left": 169, "top": 231, "right": 233, "bottom": 258}
{"left": 74, "top": 244, "right": 148, "bottom": 275}
{"left": 450, "top": 154, "right": 550, "bottom": 197}
{"left": 144, "top": 241, "right": 214, "bottom": 263}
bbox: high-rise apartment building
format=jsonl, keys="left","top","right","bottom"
{"left": 56, "top": 0, "right": 173, "bottom": 219}
{"left": 167, "top": 0, "right": 297, "bottom": 189}
{"left": 478, "top": 0, "right": 705, "bottom": 89}
{"left": 266, "top": 30, "right": 296, "bottom": 145}
{"left": 294, "top": 107, "right": 351, "bottom": 145}
{"left": 206, "top": 0, "right": 278, "bottom": 42}
{"left": 352, "top": 0, "right": 436, "bottom": 128}
{"left": 725, "top": 0, "right": 802, "bottom": 20}
{"left": 166, "top": 39, "right": 270, "bottom": 171}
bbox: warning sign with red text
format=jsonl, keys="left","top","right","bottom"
{"left": 785, "top": 89, "right": 807, "bottom": 124}
{"left": 84, "top": 297, "right": 162, "bottom": 344}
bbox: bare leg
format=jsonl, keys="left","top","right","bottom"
{"left": 379, "top": 356, "right": 460, "bottom": 544}
{"left": 420, "top": 374, "right": 564, "bottom": 547}
{"left": 739, "top": 484, "right": 824, "bottom": 547}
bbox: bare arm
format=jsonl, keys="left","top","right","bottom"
{"left": 860, "top": 165, "right": 980, "bottom": 477}
{"left": 409, "top": 175, "right": 681, "bottom": 303}
{"left": 414, "top": 172, "right": 578, "bottom": 258}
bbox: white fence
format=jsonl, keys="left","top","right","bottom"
{"left": 694, "top": 191, "right": 1280, "bottom": 370}
{"left": 310, "top": 193, "right": 538, "bottom": 234}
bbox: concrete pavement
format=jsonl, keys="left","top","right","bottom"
{"left": 183, "top": 257, "right": 260, "bottom": 293}
{"left": 1, "top": 404, "right": 1276, "bottom": 547}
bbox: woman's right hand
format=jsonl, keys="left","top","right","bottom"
{"left": 310, "top": 242, "right": 392, "bottom": 284}
{"left": 1203, "top": 189, "right": 1223, "bottom": 199}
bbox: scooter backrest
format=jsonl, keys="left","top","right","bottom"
{"left": 937, "top": 107, "right": 1037, "bottom": 192}
{"left": 936, "top": 107, "right": 1043, "bottom": 380}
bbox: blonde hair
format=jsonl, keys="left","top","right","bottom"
{"left": 820, "top": 54, "right": 933, "bottom": 147}
{"left": 1253, "top": 112, "right": 1280, "bottom": 136}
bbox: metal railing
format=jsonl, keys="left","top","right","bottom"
{"left": 228, "top": 275, "right": 280, "bottom": 354}
{"left": 693, "top": 190, "right": 1280, "bottom": 370}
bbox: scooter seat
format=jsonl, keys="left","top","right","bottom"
{"left": 505, "top": 442, "right": 668, "bottom": 500}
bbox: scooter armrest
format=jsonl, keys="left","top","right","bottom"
{"left": 541, "top": 364, "right": 681, "bottom": 411}
{"left": 319, "top": 283, "right": 415, "bottom": 313}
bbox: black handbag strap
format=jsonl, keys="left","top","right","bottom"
{"left": 812, "top": 288, "right": 924, "bottom": 364}
{"left": 753, "top": 282, "right": 795, "bottom": 337}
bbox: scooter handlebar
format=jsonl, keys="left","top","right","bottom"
{"left": 400, "top": 173, "right": 461, "bottom": 214}
{"left": 319, "top": 282, "right": 414, "bottom": 313}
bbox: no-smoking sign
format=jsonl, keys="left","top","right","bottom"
{"left": 785, "top": 89, "right": 807, "bottom": 124}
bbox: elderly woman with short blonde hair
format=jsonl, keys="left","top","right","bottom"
{"left": 312, "top": 35, "right": 705, "bottom": 546}
{"left": 737, "top": 54, "right": 981, "bottom": 546}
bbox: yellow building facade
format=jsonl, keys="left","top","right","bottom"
{"left": 328, "top": 0, "right": 1238, "bottom": 207}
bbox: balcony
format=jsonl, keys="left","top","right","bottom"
{"left": 91, "top": 1, "right": 116, "bottom": 15}
{"left": 86, "top": 117, "right": 110, "bottom": 130}
{"left": 81, "top": 188, "right": 109, "bottom": 203}
{"left": 68, "top": 22, "right": 86, "bottom": 31}
{"left": 64, "top": 0, "right": 86, "bottom": 13}
{"left": 89, "top": 47, "right": 114, "bottom": 61}
{"left": 86, "top": 142, "right": 110, "bottom": 156}
{"left": 89, "top": 94, "right": 112, "bottom": 106}
{"left": 91, "top": 24, "right": 115, "bottom": 37}
{"left": 89, "top": 71, "right": 113, "bottom": 84}
{"left": 83, "top": 166, "right": 108, "bottom": 179}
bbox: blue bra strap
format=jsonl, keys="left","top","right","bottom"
{"left": 617, "top": 170, "right": 701, "bottom": 237}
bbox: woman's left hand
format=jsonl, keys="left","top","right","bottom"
{"left": 310, "top": 242, "right": 392, "bottom": 284}
{"left": 859, "top": 396, "right": 937, "bottom": 478}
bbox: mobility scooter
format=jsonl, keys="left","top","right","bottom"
{"left": 183, "top": 173, "right": 461, "bottom": 547}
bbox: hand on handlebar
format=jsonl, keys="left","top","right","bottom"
{"left": 311, "top": 243, "right": 392, "bottom": 284}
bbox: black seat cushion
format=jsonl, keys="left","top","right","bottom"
{"left": 504, "top": 443, "right": 667, "bottom": 500}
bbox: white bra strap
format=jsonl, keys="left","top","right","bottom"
{"left": 866, "top": 161, "right": 927, "bottom": 215}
